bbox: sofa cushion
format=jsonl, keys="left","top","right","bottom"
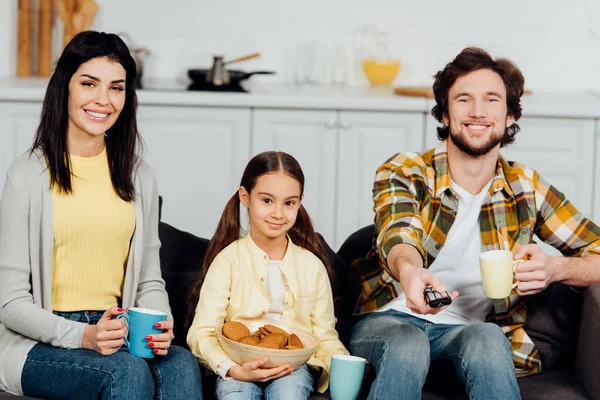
{"left": 522, "top": 283, "right": 582, "bottom": 371}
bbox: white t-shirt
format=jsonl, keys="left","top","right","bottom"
{"left": 379, "top": 179, "right": 493, "bottom": 325}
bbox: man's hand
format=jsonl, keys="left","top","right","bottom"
{"left": 399, "top": 263, "right": 459, "bottom": 315}
{"left": 513, "top": 244, "right": 560, "bottom": 296}
{"left": 82, "top": 306, "right": 127, "bottom": 356}
{"left": 228, "top": 358, "right": 293, "bottom": 382}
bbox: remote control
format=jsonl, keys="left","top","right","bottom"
{"left": 424, "top": 286, "right": 452, "bottom": 308}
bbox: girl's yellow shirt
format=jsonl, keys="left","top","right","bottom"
{"left": 187, "top": 234, "right": 348, "bottom": 393}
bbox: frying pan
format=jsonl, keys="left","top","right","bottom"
{"left": 188, "top": 69, "right": 275, "bottom": 86}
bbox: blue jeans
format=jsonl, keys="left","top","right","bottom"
{"left": 21, "top": 311, "right": 203, "bottom": 400}
{"left": 349, "top": 309, "right": 520, "bottom": 400}
{"left": 215, "top": 364, "right": 316, "bottom": 400}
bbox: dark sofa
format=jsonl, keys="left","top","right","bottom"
{"left": 161, "top": 221, "right": 599, "bottom": 400}
{"left": 2, "top": 219, "right": 598, "bottom": 400}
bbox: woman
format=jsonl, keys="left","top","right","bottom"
{"left": 0, "top": 31, "right": 202, "bottom": 399}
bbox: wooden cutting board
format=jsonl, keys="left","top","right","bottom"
{"left": 394, "top": 86, "right": 532, "bottom": 98}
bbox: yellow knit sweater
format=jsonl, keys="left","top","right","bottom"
{"left": 51, "top": 148, "right": 135, "bottom": 311}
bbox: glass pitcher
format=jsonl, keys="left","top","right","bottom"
{"left": 353, "top": 25, "right": 401, "bottom": 86}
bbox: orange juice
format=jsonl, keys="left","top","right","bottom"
{"left": 362, "top": 59, "right": 401, "bottom": 85}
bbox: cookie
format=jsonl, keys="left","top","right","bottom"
{"left": 222, "top": 321, "right": 251, "bottom": 342}
{"left": 238, "top": 335, "right": 260, "bottom": 346}
{"left": 260, "top": 332, "right": 287, "bottom": 348}
{"left": 258, "top": 326, "right": 270, "bottom": 336}
{"left": 287, "top": 333, "right": 304, "bottom": 348}
{"left": 264, "top": 324, "right": 289, "bottom": 337}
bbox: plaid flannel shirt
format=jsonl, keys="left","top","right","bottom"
{"left": 353, "top": 140, "right": 600, "bottom": 377}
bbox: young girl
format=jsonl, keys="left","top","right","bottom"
{"left": 187, "top": 151, "right": 348, "bottom": 399}
{"left": 0, "top": 31, "right": 202, "bottom": 398}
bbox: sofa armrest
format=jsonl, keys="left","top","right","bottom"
{"left": 574, "top": 283, "right": 600, "bottom": 400}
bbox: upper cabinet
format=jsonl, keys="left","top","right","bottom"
{"left": 138, "top": 105, "right": 251, "bottom": 239}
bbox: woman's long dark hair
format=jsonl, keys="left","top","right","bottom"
{"left": 31, "top": 31, "right": 140, "bottom": 201}
{"left": 187, "top": 151, "right": 333, "bottom": 326}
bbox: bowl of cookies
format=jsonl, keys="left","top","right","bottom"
{"left": 217, "top": 321, "right": 320, "bottom": 369}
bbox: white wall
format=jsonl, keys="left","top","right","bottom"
{"left": 3, "top": 0, "right": 600, "bottom": 90}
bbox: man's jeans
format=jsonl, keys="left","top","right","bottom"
{"left": 21, "top": 311, "right": 203, "bottom": 400}
{"left": 349, "top": 309, "right": 521, "bottom": 400}
{"left": 215, "top": 364, "right": 316, "bottom": 400}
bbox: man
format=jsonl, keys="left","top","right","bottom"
{"left": 349, "top": 47, "right": 600, "bottom": 399}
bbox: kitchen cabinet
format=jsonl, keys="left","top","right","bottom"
{"left": 252, "top": 109, "right": 338, "bottom": 245}
{"left": 138, "top": 105, "right": 251, "bottom": 239}
{"left": 336, "top": 111, "right": 425, "bottom": 249}
{"left": 252, "top": 108, "right": 426, "bottom": 249}
{"left": 0, "top": 101, "right": 42, "bottom": 193}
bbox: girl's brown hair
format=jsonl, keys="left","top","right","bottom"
{"left": 187, "top": 151, "right": 333, "bottom": 326}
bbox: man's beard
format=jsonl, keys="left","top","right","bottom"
{"left": 449, "top": 128, "right": 505, "bottom": 157}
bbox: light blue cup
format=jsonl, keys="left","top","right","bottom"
{"left": 116, "top": 307, "right": 167, "bottom": 358}
{"left": 329, "top": 354, "right": 366, "bottom": 400}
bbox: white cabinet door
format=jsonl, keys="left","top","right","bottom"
{"left": 252, "top": 109, "right": 337, "bottom": 245}
{"left": 0, "top": 102, "right": 42, "bottom": 195}
{"left": 336, "top": 111, "right": 425, "bottom": 250}
{"left": 138, "top": 105, "right": 251, "bottom": 239}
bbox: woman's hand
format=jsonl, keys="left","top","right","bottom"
{"left": 228, "top": 358, "right": 293, "bottom": 382}
{"left": 82, "top": 306, "right": 127, "bottom": 356}
{"left": 146, "top": 319, "right": 174, "bottom": 356}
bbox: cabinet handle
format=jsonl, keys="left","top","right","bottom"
{"left": 324, "top": 116, "right": 337, "bottom": 129}
{"left": 339, "top": 121, "right": 352, "bottom": 130}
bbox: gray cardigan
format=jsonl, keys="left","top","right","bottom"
{"left": 0, "top": 150, "right": 171, "bottom": 395}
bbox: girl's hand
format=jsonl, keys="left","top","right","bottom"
{"left": 228, "top": 358, "right": 293, "bottom": 382}
{"left": 82, "top": 306, "right": 127, "bottom": 356}
{"left": 146, "top": 319, "right": 174, "bottom": 356}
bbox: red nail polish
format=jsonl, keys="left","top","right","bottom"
{"left": 117, "top": 308, "right": 124, "bottom": 312}
{"left": 148, "top": 342, "right": 154, "bottom": 347}
{"left": 153, "top": 349, "right": 159, "bottom": 354}
{"left": 155, "top": 323, "right": 161, "bottom": 328}
{"left": 145, "top": 336, "right": 152, "bottom": 341}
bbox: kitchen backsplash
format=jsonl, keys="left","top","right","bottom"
{"left": 2, "top": 0, "right": 600, "bottom": 90}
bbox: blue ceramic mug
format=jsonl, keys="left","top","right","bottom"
{"left": 116, "top": 307, "right": 167, "bottom": 358}
{"left": 329, "top": 354, "right": 366, "bottom": 400}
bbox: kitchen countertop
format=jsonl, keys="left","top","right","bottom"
{"left": 1, "top": 77, "right": 600, "bottom": 118}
